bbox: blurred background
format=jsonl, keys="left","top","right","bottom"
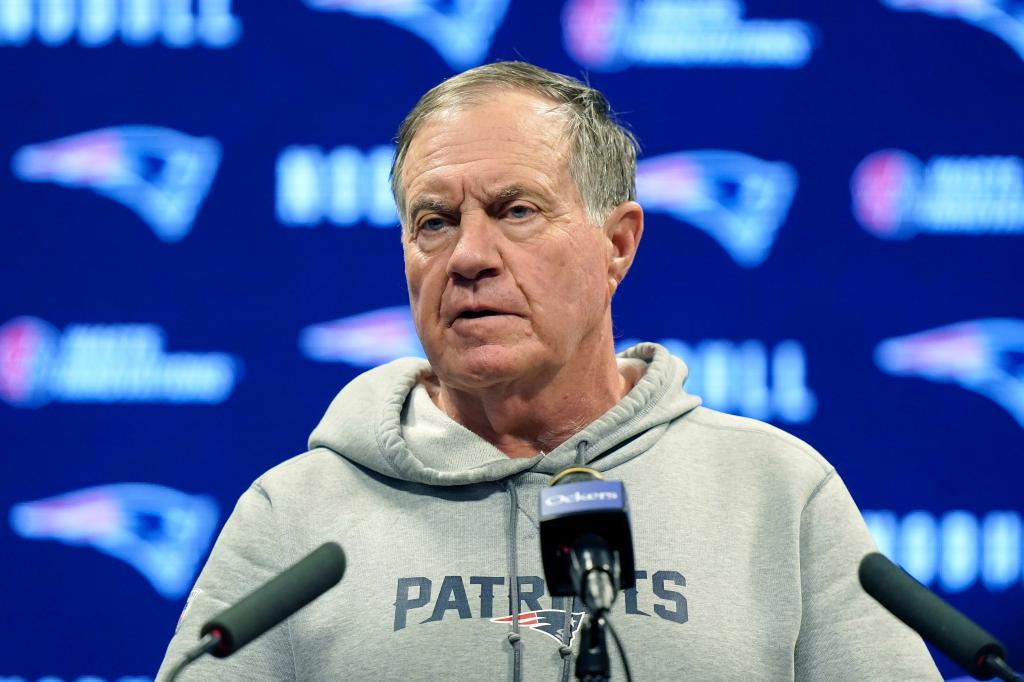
{"left": 1, "top": 0, "right": 1021, "bottom": 679}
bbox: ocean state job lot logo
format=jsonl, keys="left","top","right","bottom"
{"left": 637, "top": 151, "right": 798, "bottom": 267}
{"left": 875, "top": 319, "right": 1024, "bottom": 428}
{"left": 852, "top": 150, "right": 1024, "bottom": 239}
{"left": 303, "top": 0, "right": 509, "bottom": 69}
{"left": 563, "top": 0, "right": 816, "bottom": 70}
{"left": 883, "top": 0, "right": 1024, "bottom": 62}
{"left": 12, "top": 126, "right": 221, "bottom": 242}
{"left": 0, "top": 317, "right": 240, "bottom": 407}
{"left": 9, "top": 483, "right": 219, "bottom": 598}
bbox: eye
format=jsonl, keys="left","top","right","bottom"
{"left": 420, "top": 216, "right": 448, "bottom": 232}
{"left": 504, "top": 204, "right": 535, "bottom": 220}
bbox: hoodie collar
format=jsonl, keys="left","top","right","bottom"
{"left": 308, "top": 343, "right": 701, "bottom": 486}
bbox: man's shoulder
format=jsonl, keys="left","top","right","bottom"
{"left": 249, "top": 446, "right": 379, "bottom": 501}
{"left": 673, "top": 405, "right": 833, "bottom": 479}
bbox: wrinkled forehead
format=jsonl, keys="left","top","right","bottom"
{"left": 400, "top": 91, "right": 574, "bottom": 198}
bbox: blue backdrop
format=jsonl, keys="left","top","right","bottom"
{"left": 1, "top": 1, "right": 1021, "bottom": 679}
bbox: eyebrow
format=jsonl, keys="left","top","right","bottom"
{"left": 489, "top": 185, "right": 527, "bottom": 203}
{"left": 408, "top": 197, "right": 455, "bottom": 219}
{"left": 407, "top": 185, "right": 535, "bottom": 220}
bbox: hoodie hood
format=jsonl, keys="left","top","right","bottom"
{"left": 308, "top": 342, "right": 701, "bottom": 486}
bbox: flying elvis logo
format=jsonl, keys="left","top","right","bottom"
{"left": 637, "top": 151, "right": 799, "bottom": 267}
{"left": 299, "top": 306, "right": 425, "bottom": 367}
{"left": 490, "top": 610, "right": 586, "bottom": 645}
{"left": 303, "top": 0, "right": 510, "bottom": 69}
{"left": 875, "top": 319, "right": 1024, "bottom": 428}
{"left": 9, "top": 483, "right": 220, "bottom": 598}
{"left": 882, "top": 0, "right": 1024, "bottom": 62}
{"left": 12, "top": 126, "right": 221, "bottom": 242}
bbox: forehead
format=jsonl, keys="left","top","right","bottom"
{"left": 401, "top": 90, "right": 572, "bottom": 201}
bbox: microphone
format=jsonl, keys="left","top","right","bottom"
{"left": 859, "top": 552, "right": 1020, "bottom": 682}
{"left": 538, "top": 467, "right": 635, "bottom": 614}
{"left": 167, "top": 541, "right": 346, "bottom": 680}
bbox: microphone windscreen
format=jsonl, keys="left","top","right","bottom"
{"left": 201, "top": 541, "right": 346, "bottom": 656}
{"left": 859, "top": 552, "right": 1005, "bottom": 678}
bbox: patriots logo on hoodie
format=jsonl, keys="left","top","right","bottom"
{"left": 490, "top": 610, "right": 587, "bottom": 645}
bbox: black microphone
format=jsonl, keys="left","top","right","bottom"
{"left": 859, "top": 552, "right": 1019, "bottom": 682}
{"left": 538, "top": 467, "right": 635, "bottom": 614}
{"left": 167, "top": 541, "right": 346, "bottom": 680}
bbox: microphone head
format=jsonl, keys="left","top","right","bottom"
{"left": 859, "top": 552, "right": 1006, "bottom": 679}
{"left": 539, "top": 468, "right": 636, "bottom": 598}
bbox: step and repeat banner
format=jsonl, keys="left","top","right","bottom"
{"left": 1, "top": 1, "right": 1021, "bottom": 679}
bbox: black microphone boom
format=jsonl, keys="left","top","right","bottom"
{"left": 166, "top": 542, "right": 346, "bottom": 681}
{"left": 858, "top": 552, "right": 1019, "bottom": 682}
{"left": 201, "top": 541, "right": 346, "bottom": 656}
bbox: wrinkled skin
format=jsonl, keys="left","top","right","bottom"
{"left": 400, "top": 89, "right": 643, "bottom": 456}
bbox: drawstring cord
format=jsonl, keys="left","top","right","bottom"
{"left": 575, "top": 439, "right": 588, "bottom": 467}
{"left": 504, "top": 479, "right": 523, "bottom": 682}
{"left": 506, "top": 440, "right": 590, "bottom": 682}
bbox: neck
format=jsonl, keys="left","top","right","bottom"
{"left": 426, "top": 338, "right": 633, "bottom": 458}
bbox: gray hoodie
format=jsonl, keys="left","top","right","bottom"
{"left": 158, "top": 343, "right": 941, "bottom": 681}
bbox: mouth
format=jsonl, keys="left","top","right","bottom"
{"left": 459, "top": 310, "right": 503, "bottom": 319}
{"left": 450, "top": 309, "right": 513, "bottom": 326}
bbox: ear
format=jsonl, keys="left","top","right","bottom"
{"left": 603, "top": 201, "right": 644, "bottom": 297}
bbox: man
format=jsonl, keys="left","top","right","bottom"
{"left": 159, "top": 62, "right": 940, "bottom": 680}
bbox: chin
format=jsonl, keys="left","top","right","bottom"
{"left": 432, "top": 344, "right": 538, "bottom": 390}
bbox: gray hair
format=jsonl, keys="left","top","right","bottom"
{"left": 390, "top": 61, "right": 639, "bottom": 227}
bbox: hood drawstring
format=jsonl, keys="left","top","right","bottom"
{"left": 558, "top": 604, "right": 574, "bottom": 682}
{"left": 558, "top": 439, "right": 590, "bottom": 682}
{"left": 574, "top": 439, "right": 589, "bottom": 467}
{"left": 503, "top": 479, "right": 523, "bottom": 682}
{"left": 505, "top": 440, "right": 590, "bottom": 682}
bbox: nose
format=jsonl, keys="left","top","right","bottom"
{"left": 446, "top": 211, "right": 502, "bottom": 283}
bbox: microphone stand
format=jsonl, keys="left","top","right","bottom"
{"left": 166, "top": 630, "right": 223, "bottom": 682}
{"left": 576, "top": 613, "right": 612, "bottom": 682}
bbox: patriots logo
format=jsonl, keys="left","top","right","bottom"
{"left": 9, "top": 483, "right": 220, "bottom": 599}
{"left": 875, "top": 318, "right": 1024, "bottom": 428}
{"left": 11, "top": 126, "right": 221, "bottom": 242}
{"left": 883, "top": 0, "right": 1024, "bottom": 63}
{"left": 303, "top": 0, "right": 510, "bottom": 69}
{"left": 490, "top": 610, "right": 587, "bottom": 645}
{"left": 637, "top": 150, "right": 798, "bottom": 267}
{"left": 299, "top": 306, "right": 425, "bottom": 367}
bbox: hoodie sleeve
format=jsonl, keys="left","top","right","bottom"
{"left": 155, "top": 482, "right": 295, "bottom": 681}
{"left": 794, "top": 472, "right": 941, "bottom": 681}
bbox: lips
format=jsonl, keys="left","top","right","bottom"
{"left": 457, "top": 309, "right": 503, "bottom": 320}
{"left": 447, "top": 306, "right": 520, "bottom": 326}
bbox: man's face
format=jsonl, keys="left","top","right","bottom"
{"left": 400, "top": 90, "right": 617, "bottom": 391}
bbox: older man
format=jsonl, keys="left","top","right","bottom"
{"left": 158, "top": 62, "right": 939, "bottom": 680}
